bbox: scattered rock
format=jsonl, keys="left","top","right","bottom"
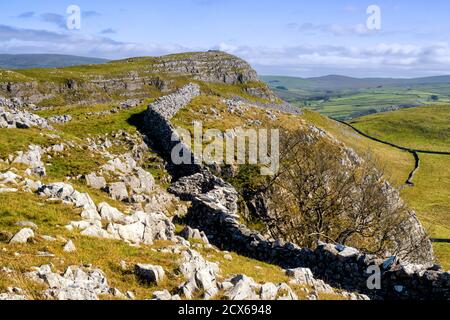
{"left": 85, "top": 173, "right": 107, "bottom": 190}
{"left": 15, "top": 221, "right": 38, "bottom": 229}
{"left": 135, "top": 264, "right": 165, "bottom": 285}
{"left": 26, "top": 265, "right": 110, "bottom": 300}
{"left": 181, "top": 226, "right": 209, "bottom": 244}
{"left": 178, "top": 249, "right": 220, "bottom": 300}
{"left": 9, "top": 228, "right": 34, "bottom": 244}
{"left": 63, "top": 240, "right": 76, "bottom": 253}
{"left": 47, "top": 115, "right": 72, "bottom": 124}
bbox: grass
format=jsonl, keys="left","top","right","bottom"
{"left": 0, "top": 128, "right": 58, "bottom": 158}
{"left": 46, "top": 147, "right": 108, "bottom": 179}
{"left": 0, "top": 191, "right": 346, "bottom": 300}
{"left": 301, "top": 110, "right": 450, "bottom": 270}
{"left": 350, "top": 105, "right": 450, "bottom": 152}
{"left": 263, "top": 75, "right": 450, "bottom": 120}
{"left": 301, "top": 110, "right": 413, "bottom": 188}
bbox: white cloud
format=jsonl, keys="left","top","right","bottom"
{"left": 217, "top": 42, "right": 450, "bottom": 77}
{"left": 2, "top": 24, "right": 450, "bottom": 77}
{"left": 288, "top": 22, "right": 375, "bottom": 37}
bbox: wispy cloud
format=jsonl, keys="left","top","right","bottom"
{"left": 100, "top": 28, "right": 117, "bottom": 35}
{"left": 0, "top": 24, "right": 188, "bottom": 59}
{"left": 17, "top": 11, "right": 35, "bottom": 19}
{"left": 82, "top": 10, "right": 101, "bottom": 18}
{"left": 287, "top": 22, "right": 374, "bottom": 36}
{"left": 40, "top": 13, "right": 66, "bottom": 29}
{"left": 2, "top": 22, "right": 450, "bottom": 77}
{"left": 215, "top": 42, "right": 450, "bottom": 77}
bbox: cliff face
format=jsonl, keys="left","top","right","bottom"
{"left": 150, "top": 51, "right": 259, "bottom": 84}
{"left": 0, "top": 51, "right": 275, "bottom": 105}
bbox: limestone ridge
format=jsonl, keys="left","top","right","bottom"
{"left": 143, "top": 84, "right": 449, "bottom": 300}
{"left": 0, "top": 51, "right": 276, "bottom": 105}
{"left": 151, "top": 51, "right": 259, "bottom": 85}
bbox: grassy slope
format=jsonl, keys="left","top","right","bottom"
{"left": 301, "top": 110, "right": 413, "bottom": 188}
{"left": 302, "top": 110, "right": 450, "bottom": 269}
{"left": 349, "top": 105, "right": 450, "bottom": 152}
{"left": 343, "top": 106, "right": 450, "bottom": 269}
{"left": 0, "top": 91, "right": 344, "bottom": 300}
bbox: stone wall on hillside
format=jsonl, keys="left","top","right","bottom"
{"left": 142, "top": 83, "right": 449, "bottom": 300}
{"left": 143, "top": 83, "right": 203, "bottom": 178}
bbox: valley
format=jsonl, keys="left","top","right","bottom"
{"left": 264, "top": 76, "right": 450, "bottom": 269}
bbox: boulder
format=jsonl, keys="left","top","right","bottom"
{"left": 9, "top": 228, "right": 34, "bottom": 244}
{"left": 80, "top": 225, "right": 114, "bottom": 240}
{"left": 98, "top": 202, "right": 125, "bottom": 223}
{"left": 224, "top": 275, "right": 260, "bottom": 300}
{"left": 152, "top": 290, "right": 181, "bottom": 301}
{"left": 63, "top": 240, "right": 76, "bottom": 253}
{"left": 178, "top": 250, "right": 220, "bottom": 300}
{"left": 85, "top": 173, "right": 107, "bottom": 190}
{"left": 15, "top": 221, "right": 38, "bottom": 229}
{"left": 181, "top": 226, "right": 209, "bottom": 244}
{"left": 260, "top": 283, "right": 278, "bottom": 300}
{"left": 81, "top": 209, "right": 102, "bottom": 222}
{"left": 108, "top": 182, "right": 129, "bottom": 201}
{"left": 135, "top": 264, "right": 165, "bottom": 285}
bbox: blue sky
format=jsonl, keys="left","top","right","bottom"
{"left": 1, "top": 0, "right": 450, "bottom": 77}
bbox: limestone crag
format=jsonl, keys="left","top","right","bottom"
{"left": 151, "top": 51, "right": 259, "bottom": 85}
{"left": 0, "top": 51, "right": 274, "bottom": 105}
{"left": 25, "top": 265, "right": 111, "bottom": 300}
{"left": 0, "top": 98, "right": 53, "bottom": 129}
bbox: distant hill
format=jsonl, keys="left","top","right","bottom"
{"left": 262, "top": 75, "right": 450, "bottom": 91}
{"left": 262, "top": 75, "right": 450, "bottom": 120}
{"left": 0, "top": 54, "right": 109, "bottom": 69}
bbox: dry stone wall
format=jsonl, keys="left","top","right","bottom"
{"left": 143, "top": 84, "right": 449, "bottom": 300}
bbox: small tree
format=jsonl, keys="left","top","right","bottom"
{"left": 261, "top": 129, "right": 421, "bottom": 257}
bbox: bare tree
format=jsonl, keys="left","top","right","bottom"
{"left": 260, "top": 129, "right": 418, "bottom": 257}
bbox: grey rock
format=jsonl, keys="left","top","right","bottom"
{"left": 98, "top": 202, "right": 125, "bottom": 223}
{"left": 108, "top": 182, "right": 129, "bottom": 201}
{"left": 9, "top": 228, "right": 34, "bottom": 244}
{"left": 15, "top": 221, "right": 38, "bottom": 229}
{"left": 135, "top": 264, "right": 165, "bottom": 285}
{"left": 47, "top": 115, "right": 72, "bottom": 124}
{"left": 178, "top": 249, "right": 220, "bottom": 300}
{"left": 181, "top": 226, "right": 209, "bottom": 244}
{"left": 63, "top": 240, "right": 76, "bottom": 253}
{"left": 85, "top": 173, "right": 107, "bottom": 190}
{"left": 152, "top": 290, "right": 180, "bottom": 300}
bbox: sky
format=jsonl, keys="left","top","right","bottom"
{"left": 1, "top": 0, "right": 450, "bottom": 78}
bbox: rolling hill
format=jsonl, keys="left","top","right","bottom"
{"left": 262, "top": 75, "right": 450, "bottom": 120}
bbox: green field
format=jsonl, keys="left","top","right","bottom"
{"left": 349, "top": 105, "right": 450, "bottom": 152}
{"left": 263, "top": 75, "right": 450, "bottom": 120}
{"left": 344, "top": 105, "right": 450, "bottom": 269}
